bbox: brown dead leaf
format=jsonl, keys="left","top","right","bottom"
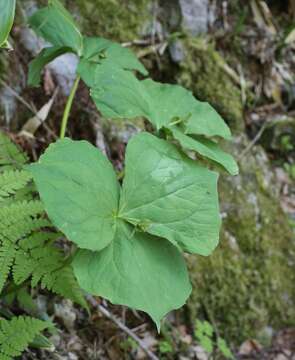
{"left": 19, "top": 88, "right": 58, "bottom": 137}
{"left": 239, "top": 339, "right": 263, "bottom": 355}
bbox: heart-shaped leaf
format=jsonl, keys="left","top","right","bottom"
{"left": 119, "top": 132, "right": 221, "bottom": 255}
{"left": 29, "top": 138, "right": 120, "bottom": 251}
{"left": 29, "top": 0, "right": 83, "bottom": 55}
{"left": 73, "top": 220, "right": 191, "bottom": 330}
{"left": 0, "top": 0, "right": 16, "bottom": 48}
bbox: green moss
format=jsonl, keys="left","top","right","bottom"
{"left": 188, "top": 137, "right": 295, "bottom": 343}
{"left": 178, "top": 38, "right": 244, "bottom": 133}
{"left": 69, "top": 0, "right": 151, "bottom": 41}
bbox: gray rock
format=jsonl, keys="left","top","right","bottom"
{"left": 47, "top": 54, "right": 79, "bottom": 96}
{"left": 169, "top": 39, "right": 185, "bottom": 63}
{"left": 179, "top": 0, "right": 210, "bottom": 35}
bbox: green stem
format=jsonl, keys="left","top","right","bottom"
{"left": 60, "top": 75, "right": 80, "bottom": 139}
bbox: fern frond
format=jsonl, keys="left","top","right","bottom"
{"left": 0, "top": 218, "right": 50, "bottom": 244}
{"left": 0, "top": 242, "right": 15, "bottom": 293}
{"left": 13, "top": 237, "right": 87, "bottom": 308}
{"left": 0, "top": 200, "right": 44, "bottom": 229}
{"left": 0, "top": 316, "right": 50, "bottom": 360}
{"left": 0, "top": 132, "right": 28, "bottom": 171}
{"left": 0, "top": 170, "right": 32, "bottom": 201}
{"left": 31, "top": 246, "right": 64, "bottom": 288}
{"left": 49, "top": 265, "right": 88, "bottom": 309}
{"left": 21, "top": 232, "right": 59, "bottom": 250}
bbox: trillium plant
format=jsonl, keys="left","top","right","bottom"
{"left": 7, "top": 0, "right": 239, "bottom": 329}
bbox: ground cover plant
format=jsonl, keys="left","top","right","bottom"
{"left": 0, "top": 0, "right": 238, "bottom": 358}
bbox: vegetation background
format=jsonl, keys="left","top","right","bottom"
{"left": 0, "top": 0, "right": 294, "bottom": 359}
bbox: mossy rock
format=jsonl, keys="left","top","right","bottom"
{"left": 188, "top": 135, "right": 295, "bottom": 343}
{"left": 68, "top": 0, "right": 151, "bottom": 42}
{"left": 178, "top": 38, "right": 244, "bottom": 133}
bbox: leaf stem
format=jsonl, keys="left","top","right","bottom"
{"left": 60, "top": 75, "right": 80, "bottom": 139}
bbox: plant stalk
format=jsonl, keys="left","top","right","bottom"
{"left": 60, "top": 75, "right": 80, "bottom": 139}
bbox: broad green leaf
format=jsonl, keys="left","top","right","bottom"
{"left": 91, "top": 67, "right": 231, "bottom": 141}
{"left": 28, "top": 46, "right": 72, "bottom": 86}
{"left": 29, "top": 138, "right": 120, "bottom": 251}
{"left": 142, "top": 79, "right": 232, "bottom": 139}
{"left": 78, "top": 37, "right": 147, "bottom": 87}
{"left": 0, "top": 0, "right": 16, "bottom": 48}
{"left": 90, "top": 63, "right": 151, "bottom": 119}
{"left": 73, "top": 220, "right": 191, "bottom": 329}
{"left": 29, "top": 0, "right": 83, "bottom": 55}
{"left": 29, "top": 132, "right": 221, "bottom": 326}
{"left": 90, "top": 67, "right": 236, "bottom": 174}
{"left": 170, "top": 127, "right": 239, "bottom": 175}
{"left": 120, "top": 132, "right": 221, "bottom": 256}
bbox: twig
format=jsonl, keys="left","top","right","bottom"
{"left": 0, "top": 78, "right": 58, "bottom": 139}
{"left": 88, "top": 297, "right": 159, "bottom": 360}
{"left": 0, "top": 78, "right": 35, "bottom": 112}
{"left": 238, "top": 120, "right": 269, "bottom": 160}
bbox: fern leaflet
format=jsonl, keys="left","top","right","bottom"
{"left": 13, "top": 234, "right": 87, "bottom": 308}
{"left": 0, "top": 316, "right": 51, "bottom": 360}
{"left": 0, "top": 133, "right": 28, "bottom": 171}
{"left": 0, "top": 170, "right": 32, "bottom": 201}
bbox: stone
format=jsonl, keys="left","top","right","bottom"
{"left": 169, "top": 39, "right": 185, "bottom": 63}
{"left": 179, "top": 0, "right": 210, "bottom": 35}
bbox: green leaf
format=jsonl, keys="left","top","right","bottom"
{"left": 29, "top": 0, "right": 83, "bottom": 55}
{"left": 159, "top": 340, "right": 173, "bottom": 354}
{"left": 90, "top": 63, "right": 151, "bottom": 119}
{"left": 0, "top": 316, "right": 52, "bottom": 359}
{"left": 170, "top": 127, "right": 239, "bottom": 175}
{"left": 29, "top": 132, "right": 221, "bottom": 326}
{"left": 202, "top": 321, "right": 214, "bottom": 337}
{"left": 28, "top": 138, "right": 120, "bottom": 251}
{"left": 91, "top": 71, "right": 230, "bottom": 139}
{"left": 28, "top": 46, "right": 73, "bottom": 86}
{"left": 0, "top": 0, "right": 16, "bottom": 48}
{"left": 90, "top": 67, "right": 236, "bottom": 174}
{"left": 199, "top": 335, "right": 213, "bottom": 354}
{"left": 78, "top": 37, "right": 147, "bottom": 87}
{"left": 142, "top": 79, "right": 232, "bottom": 139}
{"left": 73, "top": 220, "right": 191, "bottom": 330}
{"left": 120, "top": 132, "right": 221, "bottom": 256}
{"left": 217, "top": 337, "right": 234, "bottom": 359}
